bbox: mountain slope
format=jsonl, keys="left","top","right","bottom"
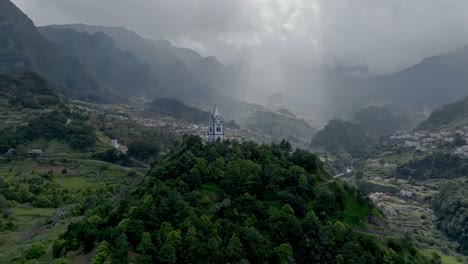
{"left": 148, "top": 97, "right": 210, "bottom": 124}
{"left": 0, "top": 72, "right": 59, "bottom": 109}
{"left": 0, "top": 0, "right": 103, "bottom": 100}
{"left": 246, "top": 110, "right": 316, "bottom": 147}
{"left": 311, "top": 119, "right": 376, "bottom": 158}
{"left": 48, "top": 23, "right": 240, "bottom": 99}
{"left": 416, "top": 96, "right": 468, "bottom": 130}
{"left": 353, "top": 105, "right": 414, "bottom": 137}
{"left": 304, "top": 45, "right": 468, "bottom": 118}
{"left": 38, "top": 27, "right": 154, "bottom": 96}
{"left": 370, "top": 45, "right": 468, "bottom": 107}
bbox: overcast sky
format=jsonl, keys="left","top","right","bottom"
{"left": 11, "top": 0, "right": 468, "bottom": 74}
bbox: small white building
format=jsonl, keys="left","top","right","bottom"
{"left": 6, "top": 148, "right": 16, "bottom": 155}
{"left": 111, "top": 139, "right": 119, "bottom": 149}
{"left": 404, "top": 141, "right": 420, "bottom": 148}
{"left": 454, "top": 145, "right": 468, "bottom": 157}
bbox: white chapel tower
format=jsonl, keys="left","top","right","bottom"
{"left": 208, "top": 106, "right": 224, "bottom": 143}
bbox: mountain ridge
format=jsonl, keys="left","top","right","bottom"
{"left": 47, "top": 23, "right": 241, "bottom": 99}
{"left": 38, "top": 26, "right": 154, "bottom": 97}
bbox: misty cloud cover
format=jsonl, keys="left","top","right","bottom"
{"left": 12, "top": 0, "right": 468, "bottom": 75}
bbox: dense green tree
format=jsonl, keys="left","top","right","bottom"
{"left": 112, "top": 233, "right": 129, "bottom": 263}
{"left": 396, "top": 152, "right": 468, "bottom": 180}
{"left": 432, "top": 179, "right": 468, "bottom": 254}
{"left": 92, "top": 241, "right": 110, "bottom": 264}
{"left": 158, "top": 242, "right": 177, "bottom": 264}
{"left": 128, "top": 141, "right": 160, "bottom": 161}
{"left": 274, "top": 243, "right": 294, "bottom": 264}
{"left": 25, "top": 243, "right": 46, "bottom": 260}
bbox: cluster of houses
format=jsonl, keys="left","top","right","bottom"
{"left": 4, "top": 148, "right": 44, "bottom": 156}
{"left": 454, "top": 145, "right": 468, "bottom": 157}
{"left": 389, "top": 127, "right": 468, "bottom": 156}
{"left": 130, "top": 116, "right": 245, "bottom": 142}
{"left": 369, "top": 190, "right": 415, "bottom": 217}
{"left": 131, "top": 117, "right": 209, "bottom": 138}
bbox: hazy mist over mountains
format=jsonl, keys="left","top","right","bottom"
{"left": 3, "top": 0, "right": 468, "bottom": 121}
{"left": 11, "top": 0, "right": 468, "bottom": 115}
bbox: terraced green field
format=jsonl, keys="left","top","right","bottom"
{"left": 0, "top": 153, "right": 146, "bottom": 263}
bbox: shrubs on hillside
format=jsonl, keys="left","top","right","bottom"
{"left": 128, "top": 141, "right": 160, "bottom": 162}
{"left": 0, "top": 110, "right": 96, "bottom": 153}
{"left": 432, "top": 179, "right": 468, "bottom": 254}
{"left": 0, "top": 72, "right": 60, "bottom": 109}
{"left": 311, "top": 119, "right": 376, "bottom": 158}
{"left": 92, "top": 149, "right": 134, "bottom": 167}
{"left": 396, "top": 152, "right": 468, "bottom": 180}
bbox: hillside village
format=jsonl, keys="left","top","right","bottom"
{"left": 388, "top": 126, "right": 468, "bottom": 156}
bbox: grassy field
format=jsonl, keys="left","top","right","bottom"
{"left": 342, "top": 191, "right": 380, "bottom": 227}
{"left": 0, "top": 154, "right": 146, "bottom": 263}
{"left": 422, "top": 249, "right": 463, "bottom": 264}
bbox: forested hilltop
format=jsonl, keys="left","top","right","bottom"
{"left": 53, "top": 136, "right": 430, "bottom": 263}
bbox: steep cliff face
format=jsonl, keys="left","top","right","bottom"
{"left": 0, "top": 0, "right": 107, "bottom": 100}
{"left": 39, "top": 27, "right": 154, "bottom": 97}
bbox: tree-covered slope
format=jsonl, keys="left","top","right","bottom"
{"left": 432, "top": 178, "right": 468, "bottom": 255}
{"left": 0, "top": 72, "right": 97, "bottom": 153}
{"left": 0, "top": 72, "right": 60, "bottom": 109}
{"left": 148, "top": 97, "right": 210, "bottom": 124}
{"left": 311, "top": 119, "right": 376, "bottom": 158}
{"left": 353, "top": 105, "right": 414, "bottom": 137}
{"left": 396, "top": 152, "right": 468, "bottom": 180}
{"left": 416, "top": 96, "right": 468, "bottom": 131}
{"left": 0, "top": 108, "right": 97, "bottom": 154}
{"left": 246, "top": 110, "right": 316, "bottom": 147}
{"left": 54, "top": 136, "right": 428, "bottom": 263}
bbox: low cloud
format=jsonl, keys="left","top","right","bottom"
{"left": 12, "top": 0, "right": 468, "bottom": 74}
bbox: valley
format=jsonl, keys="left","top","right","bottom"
{"left": 1, "top": 0, "right": 468, "bottom": 263}
{"left": 322, "top": 101, "right": 468, "bottom": 263}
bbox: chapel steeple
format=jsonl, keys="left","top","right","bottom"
{"left": 208, "top": 106, "right": 224, "bottom": 143}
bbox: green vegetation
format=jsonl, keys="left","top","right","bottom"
{"left": 92, "top": 149, "right": 134, "bottom": 167}
{"left": 396, "top": 152, "right": 468, "bottom": 180}
{"left": 0, "top": 156, "right": 142, "bottom": 263}
{"left": 311, "top": 119, "right": 376, "bottom": 158}
{"left": 94, "top": 112, "right": 178, "bottom": 154}
{"left": 422, "top": 250, "right": 463, "bottom": 264}
{"left": 246, "top": 110, "right": 316, "bottom": 147}
{"left": 432, "top": 179, "right": 468, "bottom": 255}
{"left": 148, "top": 97, "right": 210, "bottom": 124}
{"left": 128, "top": 141, "right": 160, "bottom": 163}
{"left": 353, "top": 105, "right": 413, "bottom": 137}
{"left": 55, "top": 136, "right": 428, "bottom": 263}
{"left": 417, "top": 96, "right": 468, "bottom": 131}
{"left": 0, "top": 109, "right": 97, "bottom": 153}
{"left": 0, "top": 72, "right": 60, "bottom": 109}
